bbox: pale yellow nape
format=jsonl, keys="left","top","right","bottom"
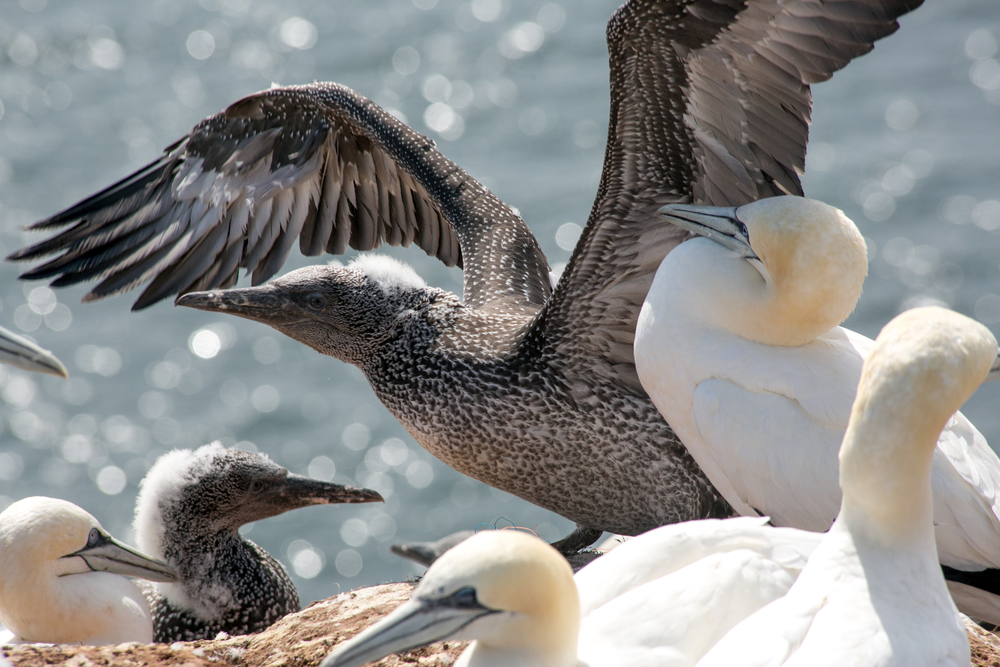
{"left": 839, "top": 307, "right": 1000, "bottom": 540}
{"left": 733, "top": 196, "right": 868, "bottom": 347}
{"left": 423, "top": 530, "right": 579, "bottom": 662}
{"left": 0, "top": 496, "right": 153, "bottom": 644}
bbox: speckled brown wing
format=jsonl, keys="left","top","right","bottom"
{"left": 9, "top": 83, "right": 551, "bottom": 314}
{"left": 537, "top": 0, "right": 922, "bottom": 394}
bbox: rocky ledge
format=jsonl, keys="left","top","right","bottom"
{"left": 3, "top": 582, "right": 999, "bottom": 667}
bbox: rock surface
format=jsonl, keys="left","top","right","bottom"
{"left": 3, "top": 582, "right": 999, "bottom": 666}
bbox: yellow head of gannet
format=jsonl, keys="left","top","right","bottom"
{"left": 657, "top": 196, "right": 867, "bottom": 346}
{"left": 839, "top": 307, "right": 1000, "bottom": 538}
{"left": 324, "top": 530, "right": 579, "bottom": 667}
{"left": 0, "top": 496, "right": 177, "bottom": 645}
{"left": 696, "top": 307, "right": 993, "bottom": 667}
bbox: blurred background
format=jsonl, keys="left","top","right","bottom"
{"left": 0, "top": 0, "right": 997, "bottom": 607}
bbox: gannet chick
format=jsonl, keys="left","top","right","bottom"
{"left": 133, "top": 442, "right": 383, "bottom": 642}
{"left": 634, "top": 195, "right": 1000, "bottom": 624}
{"left": 321, "top": 517, "right": 822, "bottom": 667}
{"left": 0, "top": 496, "right": 177, "bottom": 645}
{"left": 0, "top": 326, "right": 66, "bottom": 378}
{"left": 695, "top": 307, "right": 989, "bottom": 666}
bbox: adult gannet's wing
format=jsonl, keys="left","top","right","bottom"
{"left": 537, "top": 0, "right": 922, "bottom": 393}
{"left": 9, "top": 83, "right": 551, "bottom": 314}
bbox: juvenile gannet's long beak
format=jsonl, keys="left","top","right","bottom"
{"left": 320, "top": 589, "right": 498, "bottom": 667}
{"left": 62, "top": 530, "right": 178, "bottom": 582}
{"left": 175, "top": 285, "right": 308, "bottom": 327}
{"left": 266, "top": 474, "right": 384, "bottom": 507}
{"left": 658, "top": 203, "right": 759, "bottom": 260}
{"left": 0, "top": 325, "right": 68, "bottom": 378}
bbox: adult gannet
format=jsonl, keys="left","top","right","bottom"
{"left": 0, "top": 325, "right": 66, "bottom": 378}
{"left": 694, "top": 307, "right": 991, "bottom": 666}
{"left": 634, "top": 195, "right": 1000, "bottom": 623}
{"left": 320, "top": 517, "right": 821, "bottom": 667}
{"left": 133, "top": 442, "right": 382, "bottom": 641}
{"left": 9, "top": 0, "right": 922, "bottom": 548}
{"left": 0, "top": 496, "right": 177, "bottom": 645}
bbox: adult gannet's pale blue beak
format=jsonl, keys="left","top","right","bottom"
{"left": 320, "top": 588, "right": 497, "bottom": 667}
{"left": 62, "top": 528, "right": 178, "bottom": 582}
{"left": 0, "top": 325, "right": 68, "bottom": 378}
{"left": 658, "top": 203, "right": 759, "bottom": 261}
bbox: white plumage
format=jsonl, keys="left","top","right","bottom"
{"left": 0, "top": 496, "right": 176, "bottom": 645}
{"left": 634, "top": 196, "right": 1000, "bottom": 623}
{"left": 319, "top": 518, "right": 821, "bottom": 667}
{"left": 695, "top": 306, "right": 988, "bottom": 666}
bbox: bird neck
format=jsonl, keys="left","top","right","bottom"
{"left": 837, "top": 378, "right": 946, "bottom": 549}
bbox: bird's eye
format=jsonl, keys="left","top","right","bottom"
{"left": 249, "top": 479, "right": 265, "bottom": 493}
{"left": 738, "top": 221, "right": 749, "bottom": 239}
{"left": 87, "top": 528, "right": 100, "bottom": 546}
{"left": 451, "top": 587, "right": 479, "bottom": 608}
{"left": 307, "top": 293, "right": 325, "bottom": 310}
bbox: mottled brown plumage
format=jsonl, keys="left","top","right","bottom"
{"left": 11, "top": 0, "right": 921, "bottom": 540}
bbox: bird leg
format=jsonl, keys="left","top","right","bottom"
{"left": 549, "top": 524, "right": 603, "bottom": 556}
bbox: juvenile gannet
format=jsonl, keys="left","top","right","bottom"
{"left": 634, "top": 196, "right": 1000, "bottom": 623}
{"left": 133, "top": 442, "right": 382, "bottom": 641}
{"left": 0, "top": 496, "right": 177, "bottom": 645}
{"left": 320, "top": 517, "right": 821, "bottom": 667}
{"left": 694, "top": 307, "right": 989, "bottom": 666}
{"left": 10, "top": 0, "right": 922, "bottom": 546}
{"left": 0, "top": 325, "right": 66, "bottom": 378}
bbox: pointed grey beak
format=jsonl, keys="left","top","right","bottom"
{"left": 0, "top": 325, "right": 68, "bottom": 378}
{"left": 264, "top": 473, "right": 384, "bottom": 507}
{"left": 658, "top": 203, "right": 759, "bottom": 260}
{"left": 62, "top": 530, "right": 178, "bottom": 582}
{"left": 320, "top": 592, "right": 497, "bottom": 667}
{"left": 986, "top": 348, "right": 1000, "bottom": 383}
{"left": 176, "top": 285, "right": 308, "bottom": 327}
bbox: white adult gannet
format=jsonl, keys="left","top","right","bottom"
{"left": 0, "top": 496, "right": 177, "bottom": 645}
{"left": 695, "top": 307, "right": 989, "bottom": 666}
{"left": 0, "top": 325, "right": 66, "bottom": 378}
{"left": 634, "top": 195, "right": 1000, "bottom": 623}
{"left": 320, "top": 517, "right": 821, "bottom": 667}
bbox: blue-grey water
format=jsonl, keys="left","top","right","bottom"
{"left": 0, "top": 0, "right": 997, "bottom": 610}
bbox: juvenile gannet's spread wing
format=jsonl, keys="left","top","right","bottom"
{"left": 10, "top": 84, "right": 550, "bottom": 314}
{"left": 538, "top": 0, "right": 922, "bottom": 392}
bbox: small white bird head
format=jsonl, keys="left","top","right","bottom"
{"left": 321, "top": 530, "right": 580, "bottom": 667}
{"left": 0, "top": 496, "right": 176, "bottom": 582}
{"left": 658, "top": 196, "right": 867, "bottom": 346}
{"left": 0, "top": 496, "right": 176, "bottom": 644}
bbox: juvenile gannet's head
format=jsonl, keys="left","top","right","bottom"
{"left": 658, "top": 196, "right": 867, "bottom": 346}
{"left": 839, "top": 307, "right": 1000, "bottom": 540}
{"left": 0, "top": 496, "right": 176, "bottom": 643}
{"left": 134, "top": 442, "right": 382, "bottom": 558}
{"left": 321, "top": 531, "right": 580, "bottom": 667}
{"left": 176, "top": 255, "right": 434, "bottom": 365}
